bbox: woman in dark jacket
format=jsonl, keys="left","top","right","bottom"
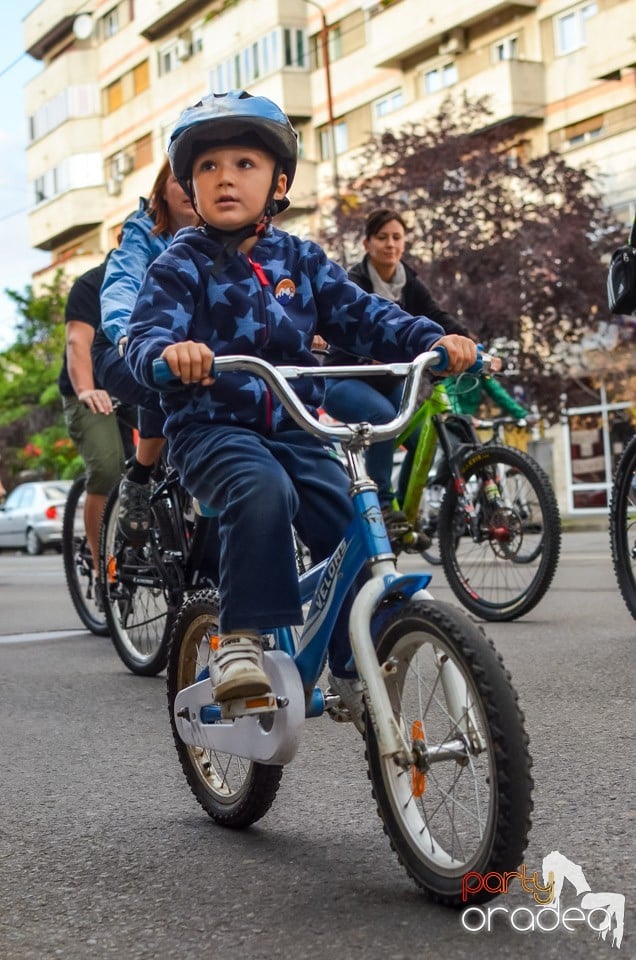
{"left": 323, "top": 207, "right": 471, "bottom": 538}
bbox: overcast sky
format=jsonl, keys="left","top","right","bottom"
{"left": 0, "top": 4, "right": 50, "bottom": 350}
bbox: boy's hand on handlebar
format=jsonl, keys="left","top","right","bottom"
{"left": 433, "top": 335, "right": 477, "bottom": 374}
{"left": 160, "top": 341, "right": 215, "bottom": 386}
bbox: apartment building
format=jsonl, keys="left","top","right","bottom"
{"left": 23, "top": 0, "right": 636, "bottom": 271}
{"left": 21, "top": 0, "right": 636, "bottom": 512}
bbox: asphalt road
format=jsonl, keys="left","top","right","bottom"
{"left": 0, "top": 532, "right": 633, "bottom": 960}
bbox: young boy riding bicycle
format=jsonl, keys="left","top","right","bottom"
{"left": 126, "top": 89, "right": 477, "bottom": 715}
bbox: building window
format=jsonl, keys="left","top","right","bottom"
{"left": 374, "top": 89, "right": 404, "bottom": 119}
{"left": 284, "top": 28, "right": 306, "bottom": 68}
{"left": 133, "top": 133, "right": 153, "bottom": 168}
{"left": 492, "top": 35, "right": 519, "bottom": 62}
{"left": 105, "top": 62, "right": 149, "bottom": 115}
{"left": 555, "top": 3, "right": 597, "bottom": 55}
{"left": 423, "top": 62, "right": 457, "bottom": 95}
{"left": 192, "top": 22, "right": 204, "bottom": 55}
{"left": 31, "top": 153, "right": 102, "bottom": 208}
{"left": 320, "top": 121, "right": 348, "bottom": 159}
{"left": 548, "top": 113, "right": 605, "bottom": 150}
{"left": 105, "top": 77, "right": 124, "bottom": 113}
{"left": 102, "top": 7, "right": 120, "bottom": 39}
{"left": 566, "top": 115, "right": 605, "bottom": 146}
{"left": 312, "top": 24, "right": 342, "bottom": 69}
{"left": 99, "top": 1, "right": 134, "bottom": 39}
{"left": 159, "top": 45, "right": 176, "bottom": 76}
{"left": 329, "top": 25, "right": 342, "bottom": 62}
{"left": 210, "top": 27, "right": 307, "bottom": 92}
{"left": 133, "top": 60, "right": 150, "bottom": 95}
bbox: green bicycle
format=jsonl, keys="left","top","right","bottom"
{"left": 391, "top": 378, "right": 561, "bottom": 621}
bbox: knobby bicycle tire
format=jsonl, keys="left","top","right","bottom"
{"left": 167, "top": 592, "right": 284, "bottom": 827}
{"left": 438, "top": 445, "right": 561, "bottom": 621}
{"left": 62, "top": 475, "right": 110, "bottom": 637}
{"left": 98, "top": 483, "right": 178, "bottom": 675}
{"left": 610, "top": 434, "right": 636, "bottom": 619}
{"left": 365, "top": 599, "right": 533, "bottom": 905}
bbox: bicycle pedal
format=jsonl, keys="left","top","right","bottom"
{"left": 220, "top": 693, "right": 284, "bottom": 720}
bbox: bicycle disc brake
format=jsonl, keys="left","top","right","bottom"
{"left": 485, "top": 506, "right": 523, "bottom": 559}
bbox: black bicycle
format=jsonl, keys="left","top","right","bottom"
{"left": 610, "top": 432, "right": 636, "bottom": 619}
{"left": 62, "top": 402, "right": 137, "bottom": 637}
{"left": 98, "top": 462, "right": 216, "bottom": 675}
{"left": 62, "top": 474, "right": 110, "bottom": 636}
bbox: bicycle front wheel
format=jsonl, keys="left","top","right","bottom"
{"left": 62, "top": 475, "right": 109, "bottom": 636}
{"left": 167, "top": 592, "right": 284, "bottom": 827}
{"left": 439, "top": 445, "right": 561, "bottom": 621}
{"left": 365, "top": 600, "right": 533, "bottom": 906}
{"left": 417, "top": 483, "right": 456, "bottom": 566}
{"left": 610, "top": 434, "right": 636, "bottom": 619}
{"left": 99, "top": 484, "right": 176, "bottom": 675}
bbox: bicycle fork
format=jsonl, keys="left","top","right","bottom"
{"left": 347, "top": 482, "right": 485, "bottom": 766}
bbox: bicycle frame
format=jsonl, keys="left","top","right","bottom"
{"left": 397, "top": 381, "right": 452, "bottom": 526}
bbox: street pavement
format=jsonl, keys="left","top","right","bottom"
{"left": 0, "top": 531, "right": 633, "bottom": 960}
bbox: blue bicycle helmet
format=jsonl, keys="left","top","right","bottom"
{"left": 168, "top": 89, "right": 298, "bottom": 197}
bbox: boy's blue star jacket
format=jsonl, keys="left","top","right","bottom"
{"left": 126, "top": 225, "right": 446, "bottom": 444}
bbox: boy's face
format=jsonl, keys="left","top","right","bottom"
{"left": 192, "top": 145, "right": 287, "bottom": 231}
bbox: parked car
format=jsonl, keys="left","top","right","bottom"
{"left": 0, "top": 480, "right": 73, "bottom": 555}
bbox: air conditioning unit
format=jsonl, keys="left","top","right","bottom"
{"left": 176, "top": 36, "right": 192, "bottom": 61}
{"left": 438, "top": 28, "right": 466, "bottom": 57}
{"left": 112, "top": 152, "right": 134, "bottom": 177}
{"left": 106, "top": 177, "right": 122, "bottom": 197}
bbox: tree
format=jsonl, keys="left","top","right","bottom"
{"left": 322, "top": 94, "right": 627, "bottom": 420}
{"left": 0, "top": 271, "right": 73, "bottom": 485}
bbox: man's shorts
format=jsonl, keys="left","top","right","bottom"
{"left": 63, "top": 395, "right": 126, "bottom": 495}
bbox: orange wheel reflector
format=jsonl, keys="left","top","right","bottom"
{"left": 411, "top": 719, "right": 426, "bottom": 797}
{"left": 244, "top": 696, "right": 274, "bottom": 710}
{"left": 107, "top": 555, "right": 117, "bottom": 583}
{"left": 209, "top": 634, "right": 221, "bottom": 650}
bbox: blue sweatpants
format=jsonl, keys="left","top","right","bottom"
{"left": 323, "top": 378, "right": 420, "bottom": 507}
{"left": 168, "top": 424, "right": 358, "bottom": 677}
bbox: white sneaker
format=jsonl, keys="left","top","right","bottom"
{"left": 212, "top": 635, "right": 271, "bottom": 703}
{"left": 326, "top": 672, "right": 365, "bottom": 734}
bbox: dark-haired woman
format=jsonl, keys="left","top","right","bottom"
{"left": 323, "top": 207, "right": 471, "bottom": 540}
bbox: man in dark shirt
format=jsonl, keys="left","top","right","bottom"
{"left": 59, "top": 257, "right": 129, "bottom": 586}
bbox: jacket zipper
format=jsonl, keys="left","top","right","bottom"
{"left": 246, "top": 255, "right": 272, "bottom": 432}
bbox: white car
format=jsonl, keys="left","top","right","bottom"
{"left": 0, "top": 480, "right": 73, "bottom": 555}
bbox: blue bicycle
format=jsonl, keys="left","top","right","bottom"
{"left": 162, "top": 350, "right": 533, "bottom": 906}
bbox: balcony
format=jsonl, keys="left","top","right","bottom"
{"left": 29, "top": 186, "right": 105, "bottom": 251}
{"left": 587, "top": 1, "right": 636, "bottom": 79}
{"left": 460, "top": 58, "right": 545, "bottom": 125}
{"left": 367, "top": 0, "right": 538, "bottom": 69}
{"left": 375, "top": 59, "right": 545, "bottom": 134}
{"left": 27, "top": 119, "right": 103, "bottom": 181}
{"left": 138, "top": 0, "right": 216, "bottom": 40}
{"left": 24, "top": 50, "right": 99, "bottom": 118}
{"left": 249, "top": 71, "right": 313, "bottom": 121}
{"left": 24, "top": 0, "right": 80, "bottom": 60}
